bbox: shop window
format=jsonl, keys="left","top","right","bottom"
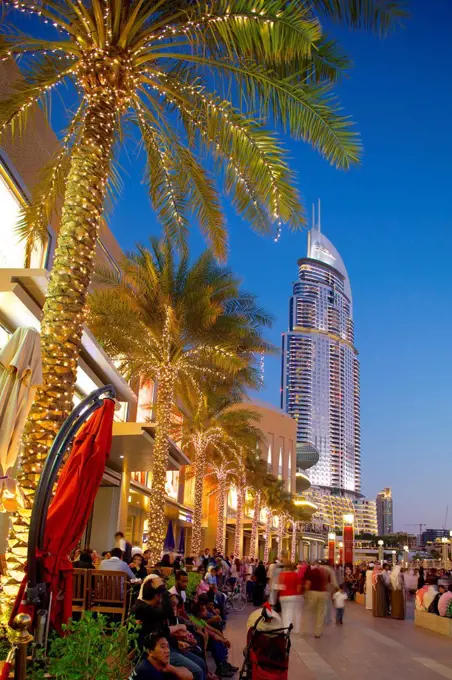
{"left": 137, "top": 380, "right": 155, "bottom": 423}
{"left": 165, "top": 470, "right": 179, "bottom": 500}
{"left": 0, "top": 168, "right": 47, "bottom": 269}
{"left": 131, "top": 471, "right": 148, "bottom": 486}
{"left": 114, "top": 401, "right": 129, "bottom": 422}
{"left": 228, "top": 487, "right": 238, "bottom": 511}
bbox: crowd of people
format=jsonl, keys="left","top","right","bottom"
{"left": 414, "top": 566, "right": 452, "bottom": 617}
{"left": 70, "top": 533, "right": 452, "bottom": 680}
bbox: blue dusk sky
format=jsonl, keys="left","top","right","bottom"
{"left": 14, "top": 1, "right": 452, "bottom": 530}
{"left": 110, "top": 0, "right": 452, "bottom": 531}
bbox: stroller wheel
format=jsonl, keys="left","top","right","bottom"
{"left": 232, "top": 593, "right": 248, "bottom": 612}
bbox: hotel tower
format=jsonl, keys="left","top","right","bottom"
{"left": 281, "top": 213, "right": 362, "bottom": 524}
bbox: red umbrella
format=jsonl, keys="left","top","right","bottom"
{"left": 11, "top": 398, "right": 115, "bottom": 631}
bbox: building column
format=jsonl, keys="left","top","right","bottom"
{"left": 117, "top": 462, "right": 131, "bottom": 534}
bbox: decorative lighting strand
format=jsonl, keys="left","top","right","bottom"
{"left": 249, "top": 490, "right": 261, "bottom": 559}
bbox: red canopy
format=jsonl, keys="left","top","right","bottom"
{"left": 12, "top": 398, "right": 115, "bottom": 631}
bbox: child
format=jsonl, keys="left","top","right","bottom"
{"left": 333, "top": 584, "right": 348, "bottom": 624}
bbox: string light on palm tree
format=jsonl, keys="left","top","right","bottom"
{"left": 0, "top": 0, "right": 402, "bottom": 487}
{"left": 89, "top": 240, "right": 273, "bottom": 564}
{"left": 263, "top": 509, "right": 273, "bottom": 563}
{"left": 249, "top": 490, "right": 261, "bottom": 560}
{"left": 291, "top": 519, "right": 298, "bottom": 563}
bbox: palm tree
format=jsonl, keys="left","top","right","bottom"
{"left": 262, "top": 477, "right": 291, "bottom": 562}
{"left": 247, "top": 460, "right": 272, "bottom": 559}
{"left": 179, "top": 387, "right": 263, "bottom": 558}
{"left": 209, "top": 456, "right": 237, "bottom": 555}
{"left": 0, "top": 0, "right": 404, "bottom": 498}
{"left": 231, "top": 448, "right": 262, "bottom": 557}
{"left": 87, "top": 239, "right": 271, "bottom": 562}
{"left": 233, "top": 467, "right": 247, "bottom": 559}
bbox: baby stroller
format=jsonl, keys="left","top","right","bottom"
{"left": 239, "top": 606, "right": 292, "bottom": 680}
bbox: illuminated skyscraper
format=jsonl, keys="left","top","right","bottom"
{"left": 281, "top": 217, "right": 361, "bottom": 498}
{"left": 376, "top": 488, "right": 393, "bottom": 535}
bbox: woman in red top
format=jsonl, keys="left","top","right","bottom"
{"left": 277, "top": 561, "right": 302, "bottom": 633}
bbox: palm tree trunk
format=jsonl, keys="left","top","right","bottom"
{"left": 191, "top": 439, "right": 207, "bottom": 558}
{"left": 146, "top": 367, "right": 176, "bottom": 565}
{"left": 215, "top": 473, "right": 227, "bottom": 554}
{"left": 263, "top": 510, "right": 272, "bottom": 563}
{"left": 277, "top": 514, "right": 284, "bottom": 560}
{"left": 291, "top": 520, "right": 297, "bottom": 563}
{"left": 5, "top": 98, "right": 115, "bottom": 590}
{"left": 249, "top": 491, "right": 260, "bottom": 559}
{"left": 234, "top": 474, "right": 245, "bottom": 558}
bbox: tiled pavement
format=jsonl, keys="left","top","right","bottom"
{"left": 225, "top": 598, "right": 452, "bottom": 680}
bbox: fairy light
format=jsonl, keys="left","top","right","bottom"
{"left": 233, "top": 471, "right": 246, "bottom": 558}
{"left": 263, "top": 509, "right": 272, "bottom": 563}
{"left": 191, "top": 437, "right": 208, "bottom": 558}
{"left": 1, "top": 0, "right": 304, "bottom": 582}
{"left": 249, "top": 490, "right": 261, "bottom": 559}
{"left": 291, "top": 519, "right": 297, "bottom": 563}
{"left": 277, "top": 513, "right": 285, "bottom": 560}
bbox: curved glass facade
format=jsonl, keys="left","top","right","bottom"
{"left": 281, "top": 228, "right": 361, "bottom": 494}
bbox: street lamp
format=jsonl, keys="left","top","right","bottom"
{"left": 392, "top": 549, "right": 397, "bottom": 565}
{"left": 328, "top": 532, "right": 336, "bottom": 566}
{"left": 403, "top": 545, "right": 409, "bottom": 567}
{"left": 342, "top": 514, "right": 354, "bottom": 566}
{"left": 441, "top": 536, "right": 449, "bottom": 567}
{"left": 378, "top": 539, "right": 384, "bottom": 563}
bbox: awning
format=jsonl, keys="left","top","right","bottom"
{"left": 110, "top": 422, "right": 191, "bottom": 473}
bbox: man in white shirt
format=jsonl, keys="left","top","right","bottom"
{"left": 100, "top": 547, "right": 135, "bottom": 579}
{"left": 168, "top": 569, "right": 188, "bottom": 603}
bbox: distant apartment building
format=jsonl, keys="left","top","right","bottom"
{"left": 376, "top": 488, "right": 393, "bottom": 535}
{"left": 353, "top": 498, "right": 378, "bottom": 535}
{"left": 421, "top": 529, "right": 451, "bottom": 546}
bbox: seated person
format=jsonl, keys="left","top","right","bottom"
{"left": 169, "top": 570, "right": 189, "bottom": 604}
{"left": 133, "top": 580, "right": 206, "bottom": 680}
{"left": 130, "top": 554, "right": 148, "bottom": 580}
{"left": 428, "top": 584, "right": 446, "bottom": 615}
{"left": 204, "top": 594, "right": 224, "bottom": 630}
{"left": 168, "top": 595, "right": 206, "bottom": 659}
{"left": 438, "top": 584, "right": 452, "bottom": 617}
{"left": 204, "top": 566, "right": 218, "bottom": 586}
{"left": 129, "top": 633, "right": 192, "bottom": 680}
{"left": 100, "top": 547, "right": 135, "bottom": 578}
{"left": 189, "top": 602, "right": 237, "bottom": 678}
{"left": 73, "top": 550, "right": 94, "bottom": 570}
{"left": 207, "top": 585, "right": 226, "bottom": 622}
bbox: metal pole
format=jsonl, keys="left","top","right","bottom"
{"left": 84, "top": 509, "right": 94, "bottom": 549}
{"left": 11, "top": 614, "right": 33, "bottom": 680}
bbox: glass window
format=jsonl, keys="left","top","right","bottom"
{"left": 0, "top": 168, "right": 47, "bottom": 268}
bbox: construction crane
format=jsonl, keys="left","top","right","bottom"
{"left": 401, "top": 523, "right": 426, "bottom": 548}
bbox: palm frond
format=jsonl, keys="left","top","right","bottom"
{"left": 312, "top": 0, "right": 408, "bottom": 36}
{"left": 155, "top": 53, "right": 361, "bottom": 168}
{"left": 0, "top": 55, "right": 75, "bottom": 139}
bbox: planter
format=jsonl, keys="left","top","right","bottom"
{"left": 355, "top": 592, "right": 365, "bottom": 606}
{"left": 414, "top": 610, "right": 452, "bottom": 637}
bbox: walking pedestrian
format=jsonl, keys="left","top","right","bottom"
{"left": 253, "top": 561, "right": 267, "bottom": 606}
{"left": 333, "top": 584, "right": 347, "bottom": 625}
{"left": 278, "top": 560, "right": 302, "bottom": 634}
{"left": 304, "top": 562, "right": 328, "bottom": 638}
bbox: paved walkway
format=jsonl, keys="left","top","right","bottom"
{"left": 225, "top": 599, "right": 452, "bottom": 680}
